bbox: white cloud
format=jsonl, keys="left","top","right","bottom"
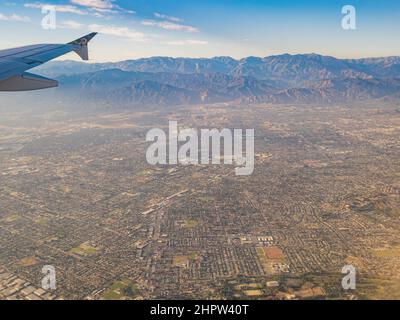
{"left": 0, "top": 13, "right": 31, "bottom": 22}
{"left": 54, "top": 20, "right": 146, "bottom": 41}
{"left": 25, "top": 1, "right": 134, "bottom": 19}
{"left": 70, "top": 0, "right": 113, "bottom": 10}
{"left": 154, "top": 12, "right": 182, "bottom": 22}
{"left": 88, "top": 24, "right": 147, "bottom": 41}
{"left": 142, "top": 20, "right": 198, "bottom": 33}
{"left": 167, "top": 39, "right": 208, "bottom": 46}
{"left": 159, "top": 21, "right": 198, "bottom": 32}
{"left": 25, "top": 3, "right": 88, "bottom": 15}
{"left": 59, "top": 20, "right": 85, "bottom": 29}
{"left": 70, "top": 0, "right": 135, "bottom": 16}
{"left": 141, "top": 20, "right": 155, "bottom": 26}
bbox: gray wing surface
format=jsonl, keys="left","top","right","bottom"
{"left": 0, "top": 33, "right": 97, "bottom": 91}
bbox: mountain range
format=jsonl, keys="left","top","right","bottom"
{"left": 30, "top": 54, "right": 400, "bottom": 107}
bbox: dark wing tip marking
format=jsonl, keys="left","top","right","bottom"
{"left": 68, "top": 33, "right": 98, "bottom": 45}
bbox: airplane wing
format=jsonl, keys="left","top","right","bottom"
{"left": 0, "top": 32, "right": 97, "bottom": 91}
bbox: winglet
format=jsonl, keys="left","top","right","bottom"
{"left": 68, "top": 32, "right": 97, "bottom": 61}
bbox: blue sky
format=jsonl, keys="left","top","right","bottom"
{"left": 1, "top": 0, "right": 400, "bottom": 61}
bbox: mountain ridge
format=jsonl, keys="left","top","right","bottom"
{"left": 30, "top": 53, "right": 400, "bottom": 107}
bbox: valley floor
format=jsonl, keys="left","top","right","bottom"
{"left": 0, "top": 102, "right": 399, "bottom": 300}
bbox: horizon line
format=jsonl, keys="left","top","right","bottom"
{"left": 55, "top": 52, "right": 400, "bottom": 64}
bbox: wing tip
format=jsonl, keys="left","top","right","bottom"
{"left": 68, "top": 32, "right": 98, "bottom": 45}
{"left": 69, "top": 32, "right": 98, "bottom": 61}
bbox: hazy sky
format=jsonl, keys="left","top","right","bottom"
{"left": 1, "top": 0, "right": 400, "bottom": 62}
